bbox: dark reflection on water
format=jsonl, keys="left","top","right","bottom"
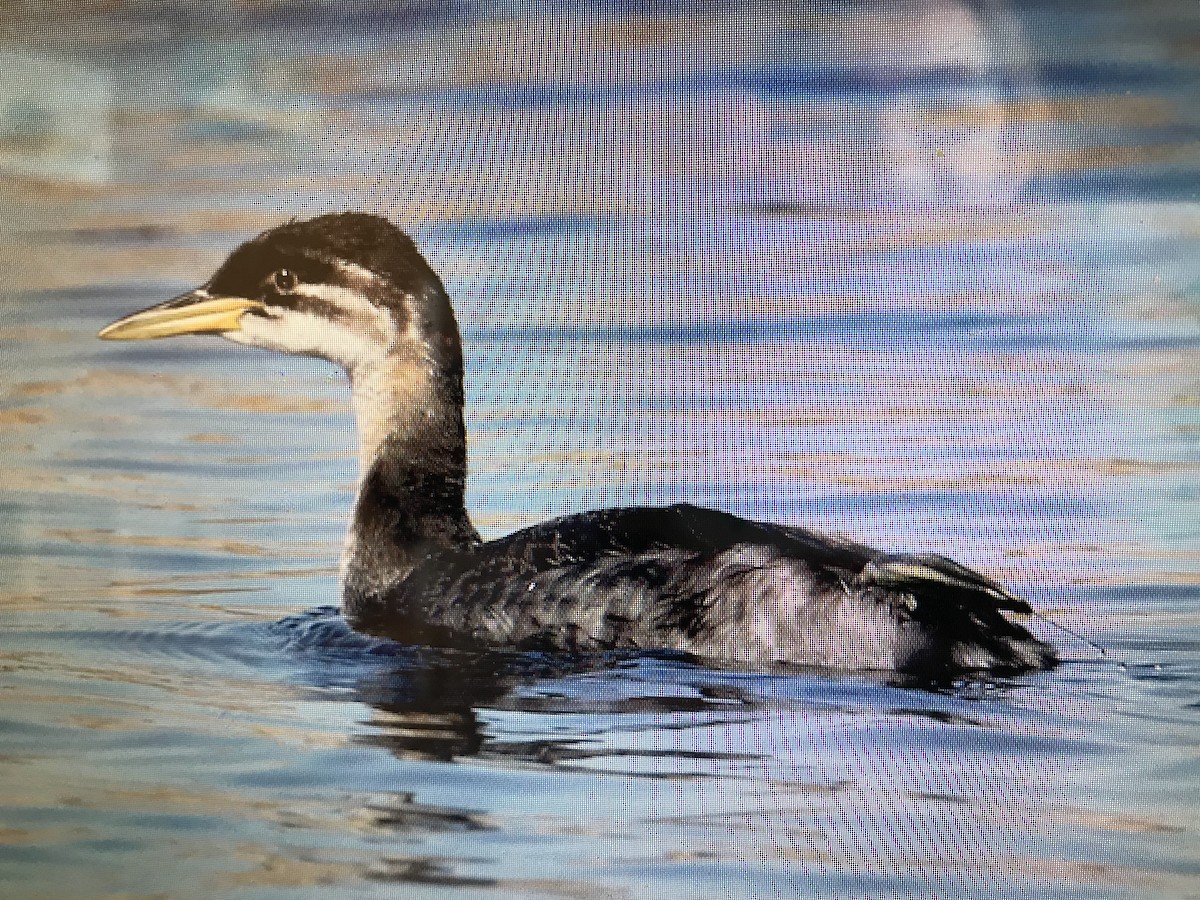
{"left": 272, "top": 605, "right": 1084, "bottom": 767}
{"left": 242, "top": 603, "right": 1183, "bottom": 896}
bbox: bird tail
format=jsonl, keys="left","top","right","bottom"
{"left": 857, "top": 553, "right": 1056, "bottom": 672}
{"left": 860, "top": 552, "right": 1029, "bottom": 614}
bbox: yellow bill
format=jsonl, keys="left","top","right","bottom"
{"left": 98, "top": 292, "right": 266, "bottom": 341}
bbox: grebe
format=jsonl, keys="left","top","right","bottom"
{"left": 100, "top": 213, "right": 1055, "bottom": 674}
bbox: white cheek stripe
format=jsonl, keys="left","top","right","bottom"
{"left": 293, "top": 282, "right": 397, "bottom": 349}
{"left": 334, "top": 260, "right": 379, "bottom": 283}
{"left": 329, "top": 260, "right": 427, "bottom": 353}
{"left": 226, "top": 275, "right": 398, "bottom": 373}
{"left": 331, "top": 259, "right": 427, "bottom": 341}
{"left": 293, "top": 281, "right": 384, "bottom": 325}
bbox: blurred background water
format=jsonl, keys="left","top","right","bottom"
{"left": 1, "top": 1, "right": 1197, "bottom": 897}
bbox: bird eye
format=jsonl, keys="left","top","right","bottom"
{"left": 272, "top": 269, "right": 298, "bottom": 292}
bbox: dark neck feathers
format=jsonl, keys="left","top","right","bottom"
{"left": 341, "top": 330, "right": 480, "bottom": 610}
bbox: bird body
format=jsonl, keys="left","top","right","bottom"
{"left": 350, "top": 502, "right": 1047, "bottom": 671}
{"left": 100, "top": 212, "right": 1056, "bottom": 674}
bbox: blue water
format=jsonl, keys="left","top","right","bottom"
{"left": 1, "top": 2, "right": 1198, "bottom": 897}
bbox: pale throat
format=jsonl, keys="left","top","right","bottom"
{"left": 347, "top": 350, "right": 443, "bottom": 485}
{"left": 340, "top": 346, "right": 471, "bottom": 583}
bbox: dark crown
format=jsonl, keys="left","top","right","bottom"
{"left": 210, "top": 213, "right": 444, "bottom": 304}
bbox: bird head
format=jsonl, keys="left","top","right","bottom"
{"left": 99, "top": 213, "right": 463, "bottom": 379}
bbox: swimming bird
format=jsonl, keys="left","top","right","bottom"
{"left": 99, "top": 212, "right": 1055, "bottom": 674}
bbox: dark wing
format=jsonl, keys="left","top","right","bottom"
{"left": 365, "top": 502, "right": 1049, "bottom": 671}
{"left": 370, "top": 503, "right": 872, "bottom": 645}
{"left": 857, "top": 552, "right": 1032, "bottom": 615}
{"left": 471, "top": 502, "right": 877, "bottom": 572}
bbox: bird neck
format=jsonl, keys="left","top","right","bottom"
{"left": 342, "top": 348, "right": 480, "bottom": 604}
